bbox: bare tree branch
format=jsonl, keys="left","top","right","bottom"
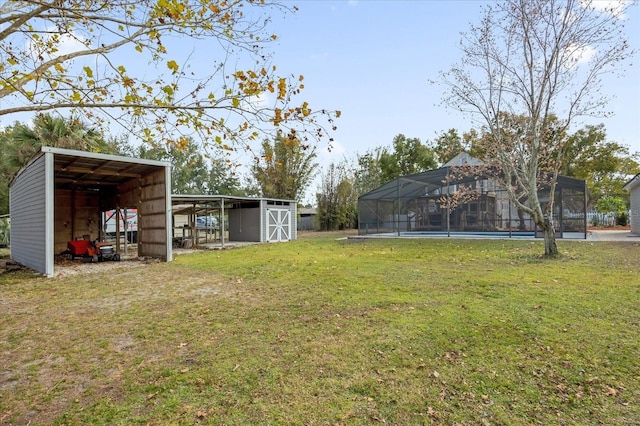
{"left": 438, "top": 0, "right": 634, "bottom": 255}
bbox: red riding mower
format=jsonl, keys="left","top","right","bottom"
{"left": 65, "top": 239, "right": 121, "bottom": 263}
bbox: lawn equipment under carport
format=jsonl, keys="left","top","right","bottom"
{"left": 64, "top": 239, "right": 121, "bottom": 262}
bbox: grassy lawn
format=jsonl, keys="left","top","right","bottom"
{"left": 1, "top": 235, "right": 639, "bottom": 425}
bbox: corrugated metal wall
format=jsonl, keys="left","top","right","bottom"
{"left": 297, "top": 215, "right": 316, "bottom": 231}
{"left": 290, "top": 202, "right": 297, "bottom": 241}
{"left": 9, "top": 153, "right": 52, "bottom": 276}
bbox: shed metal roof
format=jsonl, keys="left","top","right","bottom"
{"left": 45, "top": 146, "right": 169, "bottom": 188}
{"left": 171, "top": 194, "right": 295, "bottom": 215}
{"left": 171, "top": 194, "right": 294, "bottom": 205}
{"left": 9, "top": 146, "right": 169, "bottom": 189}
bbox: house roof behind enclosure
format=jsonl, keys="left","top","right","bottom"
{"left": 623, "top": 173, "right": 640, "bottom": 191}
{"left": 359, "top": 153, "right": 585, "bottom": 203}
{"left": 442, "top": 152, "right": 484, "bottom": 167}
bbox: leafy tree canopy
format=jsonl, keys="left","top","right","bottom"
{"left": 432, "top": 128, "right": 483, "bottom": 166}
{"left": 138, "top": 138, "right": 244, "bottom": 195}
{"left": 0, "top": 113, "right": 122, "bottom": 214}
{"left": 595, "top": 195, "right": 627, "bottom": 216}
{"left": 250, "top": 132, "right": 318, "bottom": 201}
{"left": 353, "top": 147, "right": 385, "bottom": 197}
{"left": 379, "top": 134, "right": 436, "bottom": 183}
{"left": 0, "top": 1, "right": 339, "bottom": 150}
{"left": 562, "top": 124, "right": 640, "bottom": 203}
{"left": 315, "top": 161, "right": 358, "bottom": 231}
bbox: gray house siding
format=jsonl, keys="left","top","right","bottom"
{"left": 629, "top": 181, "right": 640, "bottom": 235}
{"left": 9, "top": 153, "right": 53, "bottom": 276}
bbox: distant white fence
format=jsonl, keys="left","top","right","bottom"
{"left": 586, "top": 210, "right": 617, "bottom": 227}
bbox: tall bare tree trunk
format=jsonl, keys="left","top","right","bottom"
{"left": 439, "top": 0, "right": 633, "bottom": 258}
{"left": 541, "top": 216, "right": 558, "bottom": 256}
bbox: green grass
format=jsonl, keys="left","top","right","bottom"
{"left": 1, "top": 235, "right": 639, "bottom": 425}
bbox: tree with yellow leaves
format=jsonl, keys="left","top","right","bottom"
{"left": 250, "top": 132, "right": 317, "bottom": 202}
{"left": 0, "top": 0, "right": 339, "bottom": 150}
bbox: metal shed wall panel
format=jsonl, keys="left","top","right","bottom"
{"left": 9, "top": 147, "right": 171, "bottom": 275}
{"left": 229, "top": 208, "right": 261, "bottom": 242}
{"left": 290, "top": 203, "right": 297, "bottom": 241}
{"left": 261, "top": 200, "right": 267, "bottom": 242}
{"left": 9, "top": 154, "right": 52, "bottom": 276}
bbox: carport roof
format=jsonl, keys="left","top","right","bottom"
{"left": 10, "top": 146, "right": 170, "bottom": 189}
{"left": 171, "top": 194, "right": 294, "bottom": 204}
{"left": 171, "top": 194, "right": 295, "bottom": 214}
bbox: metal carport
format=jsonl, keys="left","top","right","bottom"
{"left": 171, "top": 194, "right": 297, "bottom": 247}
{"left": 9, "top": 147, "right": 172, "bottom": 277}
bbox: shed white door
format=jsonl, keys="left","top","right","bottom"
{"left": 267, "top": 208, "right": 291, "bottom": 242}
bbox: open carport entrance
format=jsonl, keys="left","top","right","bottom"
{"left": 9, "top": 147, "right": 172, "bottom": 276}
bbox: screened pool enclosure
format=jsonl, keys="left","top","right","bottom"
{"left": 358, "top": 159, "right": 587, "bottom": 239}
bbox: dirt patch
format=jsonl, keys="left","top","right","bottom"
{"left": 0, "top": 258, "right": 27, "bottom": 274}
{"left": 0, "top": 262, "right": 245, "bottom": 425}
{"left": 0, "top": 244, "right": 203, "bottom": 277}
{"left": 52, "top": 256, "right": 155, "bottom": 278}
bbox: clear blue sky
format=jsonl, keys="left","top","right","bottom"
{"left": 268, "top": 0, "right": 640, "bottom": 174}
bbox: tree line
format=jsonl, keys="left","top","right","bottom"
{"left": 0, "top": 114, "right": 320, "bottom": 214}
{"left": 313, "top": 122, "right": 639, "bottom": 231}
{"left": 0, "top": 115, "right": 317, "bottom": 214}
{"left": 1, "top": 112, "right": 637, "bottom": 230}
